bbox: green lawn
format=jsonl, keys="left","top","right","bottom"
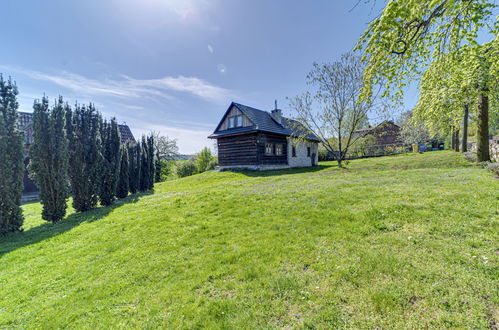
{"left": 0, "top": 151, "right": 497, "bottom": 328}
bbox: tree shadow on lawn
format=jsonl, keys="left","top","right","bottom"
{"left": 233, "top": 164, "right": 334, "bottom": 178}
{"left": 0, "top": 191, "right": 153, "bottom": 258}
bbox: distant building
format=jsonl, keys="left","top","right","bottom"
{"left": 17, "top": 111, "right": 135, "bottom": 193}
{"left": 209, "top": 102, "right": 320, "bottom": 170}
{"left": 18, "top": 112, "right": 135, "bottom": 146}
{"left": 352, "top": 120, "right": 401, "bottom": 145}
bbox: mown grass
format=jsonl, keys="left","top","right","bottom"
{"left": 0, "top": 151, "right": 497, "bottom": 328}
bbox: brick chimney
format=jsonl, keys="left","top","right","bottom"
{"left": 271, "top": 100, "right": 282, "bottom": 124}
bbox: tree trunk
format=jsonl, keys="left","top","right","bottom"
{"left": 450, "top": 128, "right": 455, "bottom": 151}
{"left": 454, "top": 128, "right": 460, "bottom": 152}
{"left": 476, "top": 91, "right": 490, "bottom": 161}
{"left": 461, "top": 104, "right": 468, "bottom": 152}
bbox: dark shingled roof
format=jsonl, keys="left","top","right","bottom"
{"left": 209, "top": 102, "right": 320, "bottom": 142}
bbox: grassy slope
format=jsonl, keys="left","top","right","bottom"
{"left": 0, "top": 152, "right": 497, "bottom": 328}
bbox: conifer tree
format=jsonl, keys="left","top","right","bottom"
{"left": 139, "top": 136, "right": 150, "bottom": 192}
{"left": 0, "top": 75, "right": 24, "bottom": 235}
{"left": 147, "top": 135, "right": 155, "bottom": 190}
{"left": 66, "top": 103, "right": 102, "bottom": 212}
{"left": 154, "top": 150, "right": 161, "bottom": 183}
{"left": 116, "top": 144, "right": 129, "bottom": 199}
{"left": 127, "top": 142, "right": 140, "bottom": 194}
{"left": 30, "top": 96, "right": 69, "bottom": 222}
{"left": 99, "top": 118, "right": 121, "bottom": 206}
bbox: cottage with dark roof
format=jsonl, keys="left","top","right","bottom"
{"left": 352, "top": 120, "right": 401, "bottom": 145}
{"left": 209, "top": 102, "right": 320, "bottom": 170}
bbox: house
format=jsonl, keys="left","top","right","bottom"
{"left": 18, "top": 112, "right": 136, "bottom": 146}
{"left": 352, "top": 120, "right": 401, "bottom": 145}
{"left": 209, "top": 102, "right": 320, "bottom": 170}
{"left": 17, "top": 111, "right": 135, "bottom": 193}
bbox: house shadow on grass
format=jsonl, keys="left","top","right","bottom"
{"left": 235, "top": 164, "right": 334, "bottom": 178}
{"left": 0, "top": 191, "right": 153, "bottom": 258}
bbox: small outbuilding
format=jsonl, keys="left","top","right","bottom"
{"left": 209, "top": 102, "right": 320, "bottom": 170}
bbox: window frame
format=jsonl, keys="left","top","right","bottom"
{"left": 265, "top": 143, "right": 273, "bottom": 155}
{"left": 275, "top": 144, "right": 283, "bottom": 156}
{"left": 227, "top": 115, "right": 243, "bottom": 129}
{"left": 307, "top": 146, "right": 311, "bottom": 157}
{"left": 291, "top": 145, "right": 296, "bottom": 157}
{"left": 236, "top": 115, "right": 243, "bottom": 127}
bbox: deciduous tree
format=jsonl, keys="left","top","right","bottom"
{"left": 356, "top": 0, "right": 498, "bottom": 161}
{"left": 289, "top": 53, "right": 381, "bottom": 167}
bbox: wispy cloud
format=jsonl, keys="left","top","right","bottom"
{"left": 132, "top": 121, "right": 214, "bottom": 154}
{"left": 0, "top": 65, "right": 235, "bottom": 103}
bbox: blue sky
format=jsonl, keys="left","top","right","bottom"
{"left": 0, "top": 0, "right": 416, "bottom": 153}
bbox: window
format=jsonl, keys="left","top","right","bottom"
{"left": 236, "top": 115, "right": 243, "bottom": 127}
{"left": 265, "top": 143, "right": 273, "bottom": 155}
{"left": 292, "top": 145, "right": 296, "bottom": 157}
{"left": 307, "top": 147, "right": 311, "bottom": 157}
{"left": 275, "top": 144, "right": 283, "bottom": 156}
{"left": 228, "top": 115, "right": 243, "bottom": 129}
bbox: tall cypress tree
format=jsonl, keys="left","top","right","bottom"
{"left": 66, "top": 103, "right": 102, "bottom": 212}
{"left": 139, "top": 136, "right": 149, "bottom": 192}
{"left": 127, "top": 142, "right": 139, "bottom": 194}
{"left": 116, "top": 144, "right": 129, "bottom": 199}
{"left": 0, "top": 75, "right": 24, "bottom": 235}
{"left": 30, "top": 97, "right": 69, "bottom": 222}
{"left": 147, "top": 135, "right": 155, "bottom": 190}
{"left": 154, "top": 150, "right": 161, "bottom": 183}
{"left": 99, "top": 118, "right": 121, "bottom": 206}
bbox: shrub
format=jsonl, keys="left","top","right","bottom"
{"left": 318, "top": 148, "right": 328, "bottom": 161}
{"left": 195, "top": 147, "right": 214, "bottom": 173}
{"left": 159, "top": 160, "right": 175, "bottom": 181}
{"left": 176, "top": 161, "right": 197, "bottom": 178}
{"left": 206, "top": 158, "right": 218, "bottom": 171}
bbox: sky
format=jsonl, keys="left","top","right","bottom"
{"left": 0, "top": 0, "right": 417, "bottom": 154}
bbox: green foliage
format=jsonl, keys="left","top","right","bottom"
{"left": 356, "top": 1, "right": 498, "bottom": 161}
{"left": 207, "top": 158, "right": 218, "bottom": 171}
{"left": 356, "top": 0, "right": 497, "bottom": 102}
{"left": 128, "top": 142, "right": 141, "bottom": 194}
{"left": 154, "top": 151, "right": 161, "bottom": 183}
{"left": 176, "top": 161, "right": 197, "bottom": 178}
{"left": 0, "top": 75, "right": 24, "bottom": 234}
{"left": 116, "top": 145, "right": 129, "bottom": 199}
{"left": 318, "top": 147, "right": 328, "bottom": 161}
{"left": 30, "top": 97, "right": 69, "bottom": 222}
{"left": 139, "top": 135, "right": 155, "bottom": 191}
{"left": 195, "top": 147, "right": 215, "bottom": 173}
{"left": 99, "top": 118, "right": 122, "bottom": 206}
{"left": 66, "top": 103, "right": 102, "bottom": 212}
{"left": 158, "top": 160, "right": 175, "bottom": 181}
{"left": 353, "top": 134, "right": 378, "bottom": 148}
{"left": 1, "top": 152, "right": 497, "bottom": 327}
